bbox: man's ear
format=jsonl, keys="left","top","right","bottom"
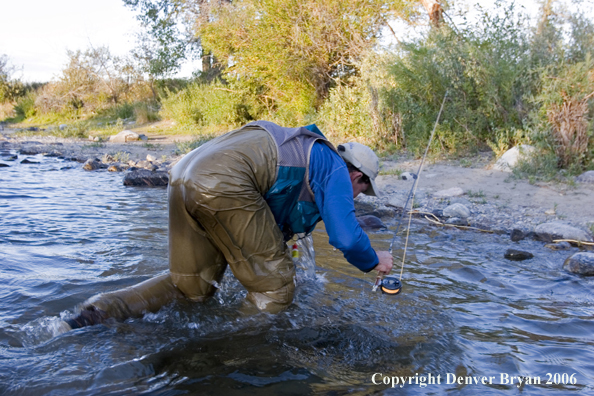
{"left": 349, "top": 170, "right": 363, "bottom": 184}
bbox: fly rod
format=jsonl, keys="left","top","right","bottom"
{"left": 374, "top": 90, "right": 449, "bottom": 294}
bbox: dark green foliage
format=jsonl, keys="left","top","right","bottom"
{"left": 382, "top": 2, "right": 534, "bottom": 156}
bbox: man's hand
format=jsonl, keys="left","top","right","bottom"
{"left": 373, "top": 250, "right": 393, "bottom": 274}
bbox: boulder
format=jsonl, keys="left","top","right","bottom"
{"left": 534, "top": 222, "right": 593, "bottom": 243}
{"left": 443, "top": 203, "right": 471, "bottom": 219}
{"left": 123, "top": 169, "right": 169, "bottom": 187}
{"left": 109, "top": 130, "right": 140, "bottom": 143}
{"left": 576, "top": 171, "right": 594, "bottom": 184}
{"left": 356, "top": 215, "right": 386, "bottom": 230}
{"left": 434, "top": 187, "right": 464, "bottom": 198}
{"left": 563, "top": 252, "right": 594, "bottom": 276}
{"left": 493, "top": 144, "right": 535, "bottom": 172}
{"left": 504, "top": 249, "right": 534, "bottom": 261}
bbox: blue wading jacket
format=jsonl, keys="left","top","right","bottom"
{"left": 248, "top": 120, "right": 378, "bottom": 272}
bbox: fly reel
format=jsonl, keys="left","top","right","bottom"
{"left": 380, "top": 276, "right": 402, "bottom": 295}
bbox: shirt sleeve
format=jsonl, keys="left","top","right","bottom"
{"left": 308, "top": 142, "right": 379, "bottom": 272}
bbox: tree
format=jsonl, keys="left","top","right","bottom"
{"left": 197, "top": 0, "right": 418, "bottom": 119}
{"left": 0, "top": 54, "right": 23, "bottom": 103}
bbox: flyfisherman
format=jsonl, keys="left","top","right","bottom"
{"left": 65, "top": 120, "right": 393, "bottom": 329}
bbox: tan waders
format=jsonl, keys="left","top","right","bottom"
{"left": 69, "top": 127, "right": 295, "bottom": 329}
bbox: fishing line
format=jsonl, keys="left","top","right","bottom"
{"left": 374, "top": 90, "right": 449, "bottom": 294}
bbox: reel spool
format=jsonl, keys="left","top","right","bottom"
{"left": 380, "top": 276, "right": 402, "bottom": 295}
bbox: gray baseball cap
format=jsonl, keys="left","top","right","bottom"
{"left": 337, "top": 142, "right": 381, "bottom": 197}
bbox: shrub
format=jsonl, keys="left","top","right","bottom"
{"left": 534, "top": 57, "right": 594, "bottom": 169}
{"left": 160, "top": 80, "right": 253, "bottom": 129}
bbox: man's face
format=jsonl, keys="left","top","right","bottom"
{"left": 349, "top": 171, "right": 370, "bottom": 198}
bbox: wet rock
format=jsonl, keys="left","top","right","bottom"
{"left": 107, "top": 164, "right": 124, "bottom": 172}
{"left": 576, "top": 171, "right": 594, "bottom": 184}
{"left": 356, "top": 215, "right": 386, "bottom": 230}
{"left": 434, "top": 187, "right": 464, "bottom": 198}
{"left": 2, "top": 154, "right": 17, "bottom": 161}
{"left": 20, "top": 158, "right": 40, "bottom": 164}
{"left": 109, "top": 130, "right": 140, "bottom": 143}
{"left": 534, "top": 222, "right": 593, "bottom": 243}
{"left": 123, "top": 169, "right": 169, "bottom": 187}
{"left": 83, "top": 158, "right": 107, "bottom": 171}
{"left": 504, "top": 249, "right": 534, "bottom": 261}
{"left": 0, "top": 163, "right": 9, "bottom": 167}
{"left": 544, "top": 241, "right": 572, "bottom": 250}
{"left": 493, "top": 144, "right": 535, "bottom": 172}
{"left": 443, "top": 203, "right": 471, "bottom": 219}
{"left": 42, "top": 151, "right": 63, "bottom": 157}
{"left": 510, "top": 229, "right": 525, "bottom": 242}
{"left": 401, "top": 172, "right": 417, "bottom": 180}
{"left": 563, "top": 252, "right": 594, "bottom": 275}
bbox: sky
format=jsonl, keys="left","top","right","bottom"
{"left": 0, "top": 0, "right": 588, "bottom": 83}
{"left": 0, "top": 0, "right": 147, "bottom": 82}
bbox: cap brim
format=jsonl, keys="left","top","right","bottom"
{"left": 365, "top": 177, "right": 381, "bottom": 197}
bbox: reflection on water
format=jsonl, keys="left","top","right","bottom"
{"left": 1, "top": 153, "right": 593, "bottom": 395}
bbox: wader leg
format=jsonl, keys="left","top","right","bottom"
{"left": 181, "top": 132, "right": 295, "bottom": 313}
{"left": 168, "top": 183, "right": 227, "bottom": 301}
{"left": 66, "top": 274, "right": 184, "bottom": 329}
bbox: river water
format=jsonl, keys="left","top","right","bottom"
{"left": 1, "top": 152, "right": 593, "bottom": 395}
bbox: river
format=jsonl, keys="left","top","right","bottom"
{"left": 1, "top": 152, "right": 593, "bottom": 395}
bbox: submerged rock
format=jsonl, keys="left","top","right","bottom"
{"left": 504, "top": 249, "right": 534, "bottom": 261}
{"left": 356, "top": 215, "right": 386, "bottom": 230}
{"left": 534, "top": 222, "right": 593, "bottom": 243}
{"left": 563, "top": 252, "right": 594, "bottom": 276}
{"left": 0, "top": 162, "right": 9, "bottom": 167}
{"left": 123, "top": 169, "right": 169, "bottom": 187}
{"left": 20, "top": 158, "right": 40, "bottom": 164}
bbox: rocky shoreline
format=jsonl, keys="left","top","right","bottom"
{"left": 2, "top": 132, "right": 593, "bottom": 274}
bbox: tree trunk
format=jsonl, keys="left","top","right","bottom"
{"left": 420, "top": 0, "right": 443, "bottom": 27}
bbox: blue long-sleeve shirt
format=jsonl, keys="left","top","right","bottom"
{"left": 308, "top": 142, "right": 379, "bottom": 272}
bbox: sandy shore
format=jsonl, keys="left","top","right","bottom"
{"left": 2, "top": 129, "right": 593, "bottom": 238}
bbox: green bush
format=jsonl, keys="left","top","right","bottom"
{"left": 160, "top": 80, "right": 253, "bottom": 129}
{"left": 13, "top": 91, "right": 37, "bottom": 120}
{"left": 377, "top": 2, "right": 537, "bottom": 156}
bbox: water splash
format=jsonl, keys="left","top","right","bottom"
{"left": 294, "top": 234, "right": 316, "bottom": 281}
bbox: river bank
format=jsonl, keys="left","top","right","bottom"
{"left": 1, "top": 129, "right": 593, "bottom": 244}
